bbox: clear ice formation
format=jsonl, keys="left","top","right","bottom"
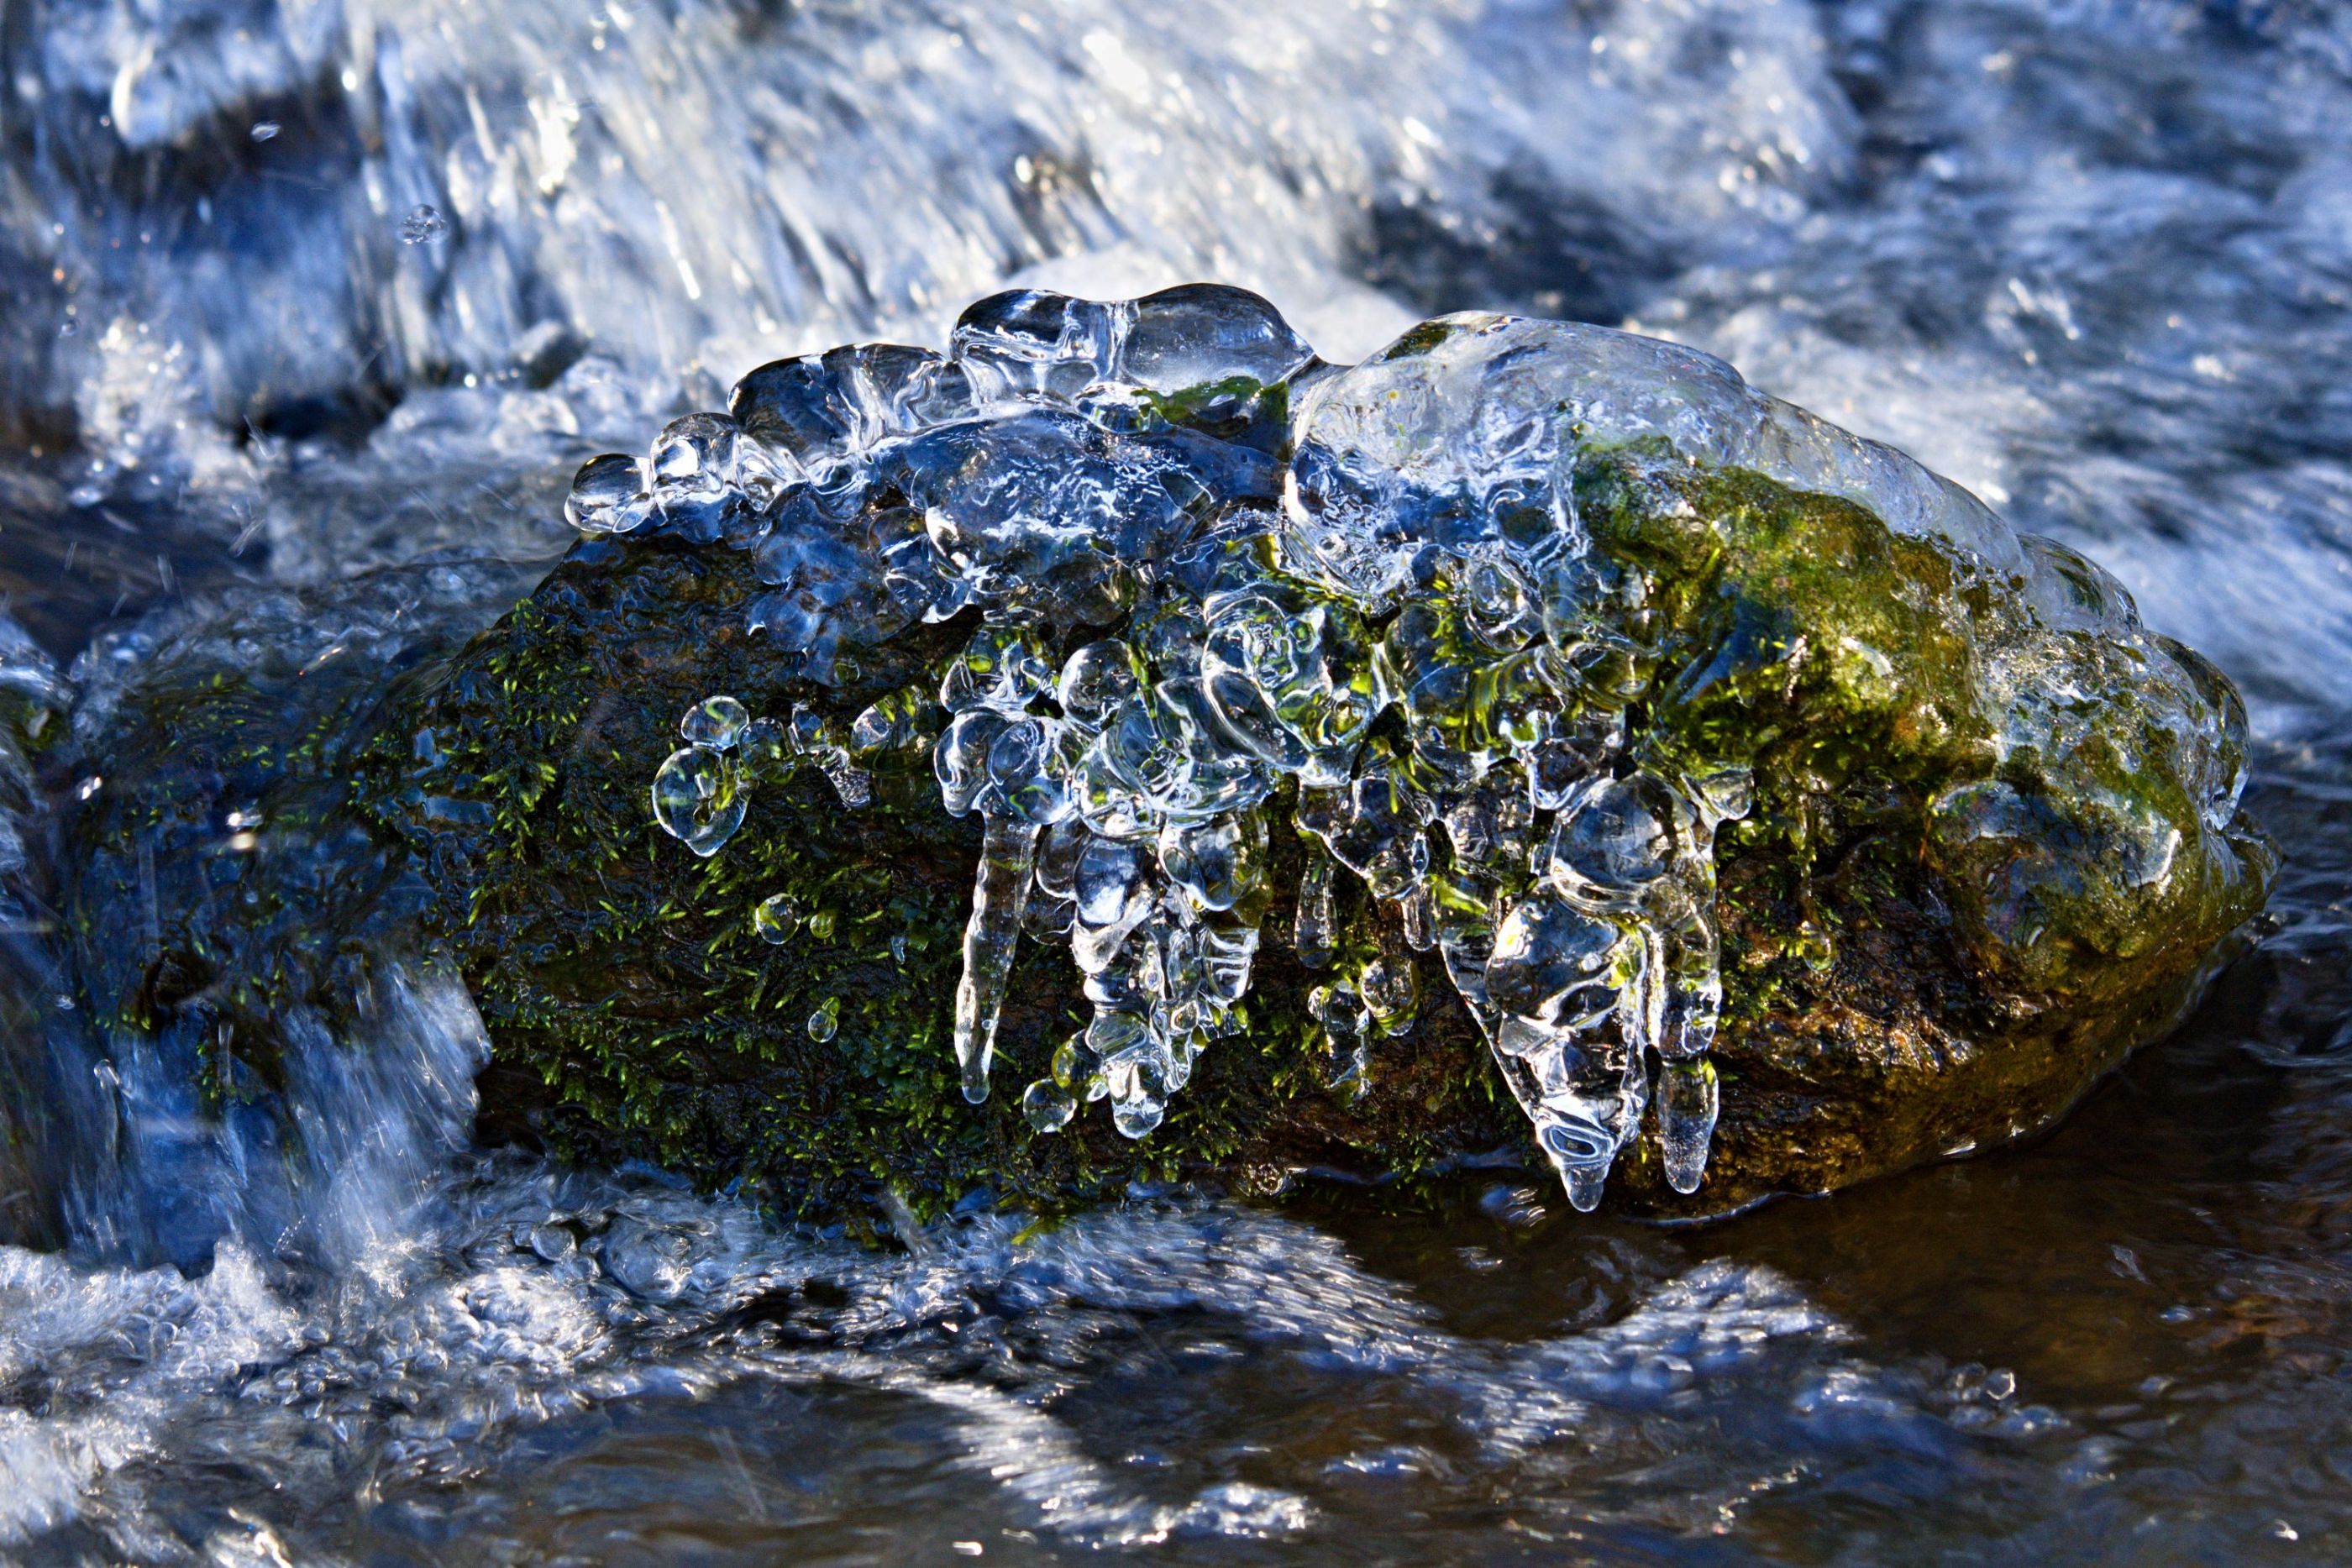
{"left": 601, "top": 285, "right": 2045, "bottom": 1210}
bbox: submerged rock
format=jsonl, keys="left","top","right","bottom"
{"left": 57, "top": 289, "right": 2274, "bottom": 1224}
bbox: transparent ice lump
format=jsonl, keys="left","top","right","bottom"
{"left": 598, "top": 287, "right": 2114, "bottom": 1210}
{"left": 650, "top": 691, "right": 869, "bottom": 858}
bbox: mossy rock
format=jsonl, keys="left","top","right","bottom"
{"left": 346, "top": 536, "right": 1524, "bottom": 1218}
{"left": 56, "top": 433, "right": 2276, "bottom": 1223}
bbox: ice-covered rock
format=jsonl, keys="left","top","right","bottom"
{"left": 37, "top": 284, "right": 2274, "bottom": 1225}
{"left": 541, "top": 285, "right": 2271, "bottom": 1212}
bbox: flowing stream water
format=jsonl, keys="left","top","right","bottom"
{"left": 3, "top": 1, "right": 2352, "bottom": 1561}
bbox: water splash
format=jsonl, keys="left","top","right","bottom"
{"left": 3, "top": 1162, "right": 1971, "bottom": 1559}
{"left": 7, "top": 0, "right": 1842, "bottom": 474}
{"left": 397, "top": 204, "right": 448, "bottom": 244}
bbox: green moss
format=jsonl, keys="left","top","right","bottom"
{"left": 310, "top": 536, "right": 1513, "bottom": 1221}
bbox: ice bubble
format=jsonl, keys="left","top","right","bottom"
{"left": 564, "top": 453, "right": 654, "bottom": 535}
{"left": 650, "top": 745, "right": 746, "bottom": 857}
{"left": 1022, "top": 1078, "right": 1077, "bottom": 1132}
{"left": 681, "top": 695, "right": 749, "bottom": 750}
{"left": 648, "top": 412, "right": 787, "bottom": 543}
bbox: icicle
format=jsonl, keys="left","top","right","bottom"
{"left": 1657, "top": 1057, "right": 1719, "bottom": 1195}
{"left": 1399, "top": 884, "right": 1436, "bottom": 952}
{"left": 1656, "top": 889, "right": 1724, "bottom": 1193}
{"left": 1360, "top": 910, "right": 1420, "bottom": 1035}
{"left": 1294, "top": 840, "right": 1337, "bottom": 968}
{"left": 953, "top": 814, "right": 1038, "bottom": 1103}
{"left": 1523, "top": 1021, "right": 1649, "bottom": 1214}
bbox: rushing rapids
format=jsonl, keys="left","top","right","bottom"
{"left": 568, "top": 285, "right": 2255, "bottom": 1212}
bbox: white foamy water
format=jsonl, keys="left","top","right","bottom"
{"left": 0, "top": 1148, "right": 2025, "bottom": 1559}
{"left": 8, "top": 0, "right": 2342, "bottom": 726}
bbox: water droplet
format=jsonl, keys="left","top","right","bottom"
{"left": 1049, "top": 1033, "right": 1090, "bottom": 1091}
{"left": 1021, "top": 1078, "right": 1075, "bottom": 1132}
{"left": 807, "top": 1006, "right": 837, "bottom": 1043}
{"left": 753, "top": 894, "right": 799, "bottom": 944}
{"left": 399, "top": 203, "right": 448, "bottom": 244}
{"left": 565, "top": 453, "right": 654, "bottom": 534}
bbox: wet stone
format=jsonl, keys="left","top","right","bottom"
{"left": 525, "top": 1223, "right": 577, "bottom": 1263}
{"left": 600, "top": 1216, "right": 694, "bottom": 1302}
{"left": 476, "top": 287, "right": 2270, "bottom": 1214}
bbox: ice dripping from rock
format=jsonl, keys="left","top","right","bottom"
{"left": 592, "top": 286, "right": 2255, "bottom": 1211}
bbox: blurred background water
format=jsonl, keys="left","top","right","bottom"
{"left": 3, "top": 0, "right": 2352, "bottom": 1561}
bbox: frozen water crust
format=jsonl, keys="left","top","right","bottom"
{"left": 570, "top": 285, "right": 2250, "bottom": 1212}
